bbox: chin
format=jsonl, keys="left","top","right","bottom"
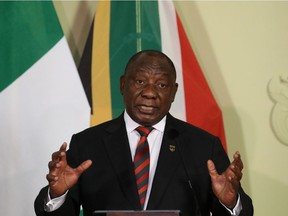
{"left": 136, "top": 114, "right": 162, "bottom": 126}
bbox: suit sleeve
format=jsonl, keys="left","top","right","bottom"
{"left": 210, "top": 137, "right": 253, "bottom": 216}
{"left": 34, "top": 134, "right": 81, "bottom": 216}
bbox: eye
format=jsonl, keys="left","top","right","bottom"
{"left": 158, "top": 83, "right": 168, "bottom": 89}
{"left": 136, "top": 80, "right": 145, "bottom": 85}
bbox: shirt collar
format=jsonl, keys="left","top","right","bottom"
{"left": 124, "top": 110, "right": 166, "bottom": 133}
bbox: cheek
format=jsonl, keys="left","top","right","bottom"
{"left": 123, "top": 89, "right": 139, "bottom": 103}
{"left": 161, "top": 92, "right": 175, "bottom": 102}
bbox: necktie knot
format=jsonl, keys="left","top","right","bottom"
{"left": 136, "top": 126, "right": 153, "bottom": 137}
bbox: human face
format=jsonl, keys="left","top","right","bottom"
{"left": 120, "top": 54, "right": 178, "bottom": 126}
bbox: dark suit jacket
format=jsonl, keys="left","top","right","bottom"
{"left": 35, "top": 114, "right": 253, "bottom": 216}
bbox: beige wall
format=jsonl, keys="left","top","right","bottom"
{"left": 54, "top": 1, "right": 288, "bottom": 215}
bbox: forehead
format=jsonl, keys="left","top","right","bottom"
{"left": 126, "top": 54, "right": 176, "bottom": 79}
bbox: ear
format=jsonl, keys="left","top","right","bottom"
{"left": 120, "top": 75, "right": 125, "bottom": 95}
{"left": 171, "top": 83, "right": 178, "bottom": 102}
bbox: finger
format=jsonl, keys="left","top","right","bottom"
{"left": 51, "top": 143, "right": 67, "bottom": 159}
{"left": 207, "top": 160, "right": 219, "bottom": 177}
{"left": 231, "top": 163, "right": 242, "bottom": 176}
{"left": 228, "top": 169, "right": 241, "bottom": 182}
{"left": 227, "top": 163, "right": 243, "bottom": 182}
{"left": 232, "top": 151, "right": 244, "bottom": 171}
{"left": 48, "top": 160, "right": 65, "bottom": 178}
{"left": 46, "top": 173, "right": 58, "bottom": 183}
{"left": 51, "top": 151, "right": 61, "bottom": 161}
{"left": 233, "top": 151, "right": 242, "bottom": 164}
{"left": 75, "top": 160, "right": 93, "bottom": 176}
{"left": 51, "top": 143, "right": 67, "bottom": 162}
{"left": 59, "top": 142, "right": 67, "bottom": 160}
{"left": 233, "top": 166, "right": 243, "bottom": 182}
{"left": 48, "top": 161, "right": 60, "bottom": 170}
{"left": 59, "top": 142, "right": 67, "bottom": 153}
{"left": 228, "top": 173, "right": 241, "bottom": 190}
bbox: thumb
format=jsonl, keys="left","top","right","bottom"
{"left": 75, "top": 160, "right": 92, "bottom": 176}
{"left": 207, "top": 160, "right": 218, "bottom": 177}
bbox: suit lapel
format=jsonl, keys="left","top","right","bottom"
{"left": 147, "top": 114, "right": 182, "bottom": 209}
{"left": 103, "top": 115, "right": 141, "bottom": 210}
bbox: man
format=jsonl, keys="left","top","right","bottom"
{"left": 34, "top": 50, "right": 253, "bottom": 216}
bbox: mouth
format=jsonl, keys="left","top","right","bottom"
{"left": 137, "top": 105, "right": 157, "bottom": 114}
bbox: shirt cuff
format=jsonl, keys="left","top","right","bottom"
{"left": 44, "top": 188, "right": 68, "bottom": 212}
{"left": 220, "top": 194, "right": 243, "bottom": 216}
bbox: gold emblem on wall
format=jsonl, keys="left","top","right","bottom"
{"left": 268, "top": 73, "right": 288, "bottom": 146}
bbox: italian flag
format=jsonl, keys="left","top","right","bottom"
{"left": 79, "top": 0, "right": 227, "bottom": 150}
{"left": 0, "top": 2, "right": 90, "bottom": 216}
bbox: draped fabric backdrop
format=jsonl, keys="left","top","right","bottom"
{"left": 0, "top": 2, "right": 90, "bottom": 216}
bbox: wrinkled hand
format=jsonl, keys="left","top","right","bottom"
{"left": 46, "top": 142, "right": 92, "bottom": 198}
{"left": 207, "top": 151, "right": 243, "bottom": 208}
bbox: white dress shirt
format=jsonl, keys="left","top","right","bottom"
{"left": 124, "top": 110, "right": 165, "bottom": 209}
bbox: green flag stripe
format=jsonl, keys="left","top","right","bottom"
{"left": 0, "top": 1, "right": 63, "bottom": 92}
{"left": 109, "top": 1, "right": 162, "bottom": 118}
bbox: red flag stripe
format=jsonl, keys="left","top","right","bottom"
{"left": 176, "top": 12, "right": 227, "bottom": 150}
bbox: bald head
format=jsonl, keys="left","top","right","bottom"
{"left": 124, "top": 50, "right": 177, "bottom": 81}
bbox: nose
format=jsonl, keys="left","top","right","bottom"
{"left": 141, "top": 84, "right": 157, "bottom": 99}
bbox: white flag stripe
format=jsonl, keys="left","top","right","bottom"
{"left": 0, "top": 38, "right": 90, "bottom": 216}
{"left": 159, "top": 1, "right": 186, "bottom": 121}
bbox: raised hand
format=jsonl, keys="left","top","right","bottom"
{"left": 46, "top": 142, "right": 92, "bottom": 198}
{"left": 207, "top": 151, "right": 243, "bottom": 208}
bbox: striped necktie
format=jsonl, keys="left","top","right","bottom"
{"left": 134, "top": 126, "right": 153, "bottom": 209}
